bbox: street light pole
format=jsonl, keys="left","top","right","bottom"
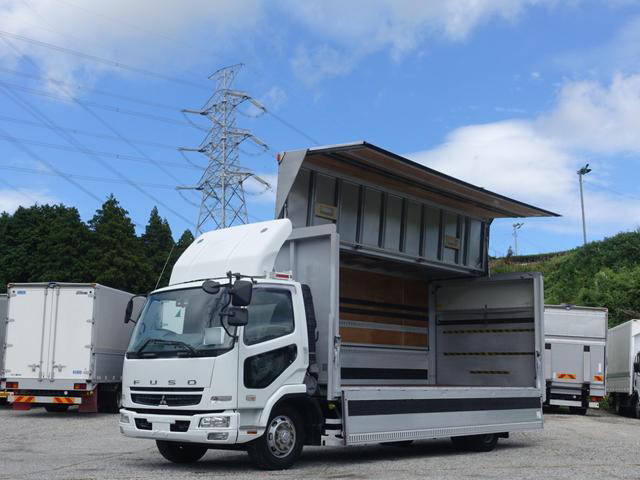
{"left": 577, "top": 164, "right": 591, "bottom": 245}
{"left": 512, "top": 222, "right": 524, "bottom": 256}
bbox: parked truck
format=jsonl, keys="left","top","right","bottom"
{"left": 119, "top": 142, "right": 558, "bottom": 469}
{"left": 3, "top": 283, "right": 140, "bottom": 412}
{"left": 543, "top": 305, "right": 607, "bottom": 414}
{"left": 0, "top": 293, "right": 7, "bottom": 404}
{"left": 606, "top": 319, "right": 640, "bottom": 418}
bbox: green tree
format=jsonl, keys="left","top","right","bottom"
{"left": 87, "top": 195, "right": 149, "bottom": 293}
{"left": 0, "top": 205, "right": 90, "bottom": 291}
{"left": 141, "top": 207, "right": 175, "bottom": 290}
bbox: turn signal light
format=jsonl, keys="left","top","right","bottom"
{"left": 73, "top": 383, "right": 87, "bottom": 390}
{"left": 6, "top": 382, "right": 18, "bottom": 389}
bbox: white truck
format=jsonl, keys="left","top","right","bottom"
{"left": 119, "top": 142, "right": 558, "bottom": 469}
{"left": 2, "top": 283, "right": 139, "bottom": 412}
{"left": 543, "top": 305, "right": 607, "bottom": 414}
{"left": 606, "top": 319, "right": 640, "bottom": 418}
{"left": 0, "top": 293, "right": 7, "bottom": 403}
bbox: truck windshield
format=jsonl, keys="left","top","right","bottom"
{"left": 126, "top": 287, "right": 234, "bottom": 358}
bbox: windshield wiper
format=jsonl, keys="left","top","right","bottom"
{"left": 136, "top": 338, "right": 198, "bottom": 356}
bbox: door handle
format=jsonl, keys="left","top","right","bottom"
{"left": 52, "top": 363, "right": 65, "bottom": 372}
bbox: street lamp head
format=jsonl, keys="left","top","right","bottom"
{"left": 577, "top": 163, "right": 591, "bottom": 175}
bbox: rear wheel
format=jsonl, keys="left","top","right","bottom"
{"left": 247, "top": 406, "right": 304, "bottom": 470}
{"left": 633, "top": 394, "right": 640, "bottom": 419}
{"left": 451, "top": 433, "right": 499, "bottom": 452}
{"left": 156, "top": 441, "right": 208, "bottom": 463}
{"left": 45, "top": 404, "right": 69, "bottom": 413}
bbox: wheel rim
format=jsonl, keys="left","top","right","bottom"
{"left": 266, "top": 415, "right": 296, "bottom": 458}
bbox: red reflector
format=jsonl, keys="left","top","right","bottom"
{"left": 73, "top": 383, "right": 87, "bottom": 390}
{"left": 591, "top": 396, "right": 602, "bottom": 402}
{"left": 274, "top": 273, "right": 290, "bottom": 279}
{"left": 6, "top": 382, "right": 18, "bottom": 389}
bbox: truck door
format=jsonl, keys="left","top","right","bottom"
{"left": 48, "top": 286, "right": 95, "bottom": 381}
{"left": 236, "top": 284, "right": 308, "bottom": 411}
{"left": 431, "top": 273, "right": 544, "bottom": 391}
{"left": 4, "top": 285, "right": 51, "bottom": 380}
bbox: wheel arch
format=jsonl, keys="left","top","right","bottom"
{"left": 263, "top": 393, "right": 324, "bottom": 446}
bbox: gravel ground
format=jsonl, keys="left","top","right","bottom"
{"left": 0, "top": 406, "right": 638, "bottom": 480}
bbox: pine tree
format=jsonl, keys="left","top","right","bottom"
{"left": 87, "top": 195, "right": 149, "bottom": 293}
{"left": 141, "top": 207, "right": 175, "bottom": 290}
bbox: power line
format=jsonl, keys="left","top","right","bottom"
{"left": 0, "top": 164, "right": 177, "bottom": 189}
{"left": 0, "top": 114, "right": 182, "bottom": 150}
{"left": 0, "top": 84, "right": 194, "bottom": 226}
{"left": 0, "top": 67, "right": 183, "bottom": 111}
{"left": 0, "top": 133, "right": 203, "bottom": 171}
{"left": 0, "top": 29, "right": 210, "bottom": 91}
{"left": 264, "top": 110, "right": 321, "bottom": 146}
{"left": 0, "top": 120, "right": 104, "bottom": 205}
{"left": 0, "top": 80, "right": 205, "bottom": 130}
{"left": 0, "top": 176, "right": 41, "bottom": 205}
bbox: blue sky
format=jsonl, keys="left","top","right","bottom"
{"left": 1, "top": 1, "right": 640, "bottom": 256}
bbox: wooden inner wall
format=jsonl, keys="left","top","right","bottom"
{"left": 339, "top": 267, "right": 429, "bottom": 349}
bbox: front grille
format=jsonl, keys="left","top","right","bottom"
{"left": 170, "top": 420, "right": 190, "bottom": 432}
{"left": 131, "top": 393, "right": 202, "bottom": 407}
{"left": 135, "top": 418, "right": 152, "bottom": 430}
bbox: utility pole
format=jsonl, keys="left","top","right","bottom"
{"left": 177, "top": 64, "right": 270, "bottom": 234}
{"left": 577, "top": 163, "right": 591, "bottom": 245}
{"left": 512, "top": 222, "right": 524, "bottom": 256}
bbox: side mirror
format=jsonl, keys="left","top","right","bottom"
{"left": 124, "top": 294, "right": 146, "bottom": 324}
{"left": 202, "top": 279, "right": 221, "bottom": 295}
{"left": 124, "top": 299, "right": 134, "bottom": 324}
{"left": 231, "top": 280, "right": 253, "bottom": 306}
{"left": 226, "top": 307, "right": 249, "bottom": 326}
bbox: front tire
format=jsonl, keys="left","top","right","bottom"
{"left": 451, "top": 433, "right": 499, "bottom": 452}
{"left": 45, "top": 404, "right": 69, "bottom": 413}
{"left": 247, "top": 406, "right": 304, "bottom": 470}
{"left": 156, "top": 441, "right": 208, "bottom": 464}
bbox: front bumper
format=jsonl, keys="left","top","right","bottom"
{"left": 119, "top": 408, "right": 242, "bottom": 444}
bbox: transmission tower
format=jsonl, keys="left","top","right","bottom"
{"left": 177, "top": 64, "right": 270, "bottom": 234}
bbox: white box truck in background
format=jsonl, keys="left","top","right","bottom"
{"left": 119, "top": 142, "right": 558, "bottom": 470}
{"left": 0, "top": 293, "right": 7, "bottom": 403}
{"left": 2, "top": 283, "right": 140, "bottom": 413}
{"left": 543, "top": 305, "right": 607, "bottom": 414}
{"left": 606, "top": 319, "right": 640, "bottom": 418}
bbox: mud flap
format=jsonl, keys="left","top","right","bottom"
{"left": 79, "top": 390, "right": 98, "bottom": 413}
{"left": 12, "top": 403, "right": 31, "bottom": 411}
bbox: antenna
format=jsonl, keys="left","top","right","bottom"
{"left": 177, "top": 64, "right": 270, "bottom": 234}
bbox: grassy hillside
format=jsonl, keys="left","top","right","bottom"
{"left": 490, "top": 230, "right": 640, "bottom": 327}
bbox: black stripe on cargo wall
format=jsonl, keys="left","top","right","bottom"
{"left": 348, "top": 396, "right": 541, "bottom": 416}
{"left": 437, "top": 317, "right": 534, "bottom": 326}
{"left": 340, "top": 307, "right": 427, "bottom": 322}
{"left": 341, "top": 368, "right": 428, "bottom": 380}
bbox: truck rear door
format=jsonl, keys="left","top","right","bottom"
{"left": 48, "top": 285, "right": 95, "bottom": 381}
{"left": 4, "top": 286, "right": 50, "bottom": 380}
{"left": 431, "top": 273, "right": 544, "bottom": 392}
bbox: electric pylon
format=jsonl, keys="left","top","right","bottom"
{"left": 177, "top": 64, "right": 270, "bottom": 234}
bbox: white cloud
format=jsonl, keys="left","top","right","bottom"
{"left": 0, "top": 188, "right": 57, "bottom": 213}
{"left": 284, "top": 0, "right": 558, "bottom": 83}
{"left": 408, "top": 74, "right": 640, "bottom": 239}
{"left": 0, "top": 0, "right": 265, "bottom": 82}
{"left": 244, "top": 172, "right": 276, "bottom": 205}
{"left": 538, "top": 73, "right": 640, "bottom": 154}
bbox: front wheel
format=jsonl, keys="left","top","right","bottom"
{"left": 247, "top": 406, "right": 304, "bottom": 470}
{"left": 451, "top": 433, "right": 499, "bottom": 452}
{"left": 156, "top": 441, "right": 208, "bottom": 464}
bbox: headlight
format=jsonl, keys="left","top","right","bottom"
{"left": 199, "top": 416, "right": 230, "bottom": 428}
{"left": 120, "top": 413, "right": 130, "bottom": 424}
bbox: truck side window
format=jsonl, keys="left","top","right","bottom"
{"left": 243, "top": 289, "right": 295, "bottom": 345}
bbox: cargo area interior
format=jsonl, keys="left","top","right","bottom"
{"left": 338, "top": 253, "right": 537, "bottom": 389}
